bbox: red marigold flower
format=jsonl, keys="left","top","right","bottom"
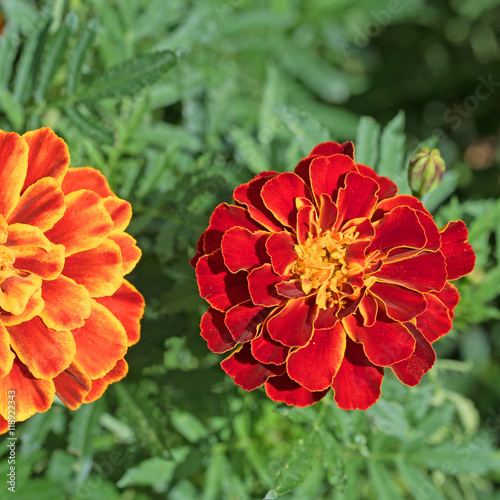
{"left": 192, "top": 141, "right": 475, "bottom": 410}
{"left": 0, "top": 128, "right": 144, "bottom": 433}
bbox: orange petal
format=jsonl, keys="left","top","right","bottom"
{"left": 44, "top": 190, "right": 114, "bottom": 256}
{"left": 0, "top": 215, "right": 7, "bottom": 243}
{"left": 22, "top": 128, "right": 69, "bottom": 191}
{"left": 53, "top": 361, "right": 91, "bottom": 411}
{"left": 95, "top": 280, "right": 144, "bottom": 346}
{"left": 62, "top": 239, "right": 123, "bottom": 297}
{"left": 0, "top": 274, "right": 42, "bottom": 316}
{"left": 0, "top": 323, "right": 15, "bottom": 378}
{"left": 0, "top": 131, "right": 29, "bottom": 218}
{"left": 61, "top": 167, "right": 115, "bottom": 197}
{"left": 103, "top": 197, "right": 132, "bottom": 231}
{"left": 8, "top": 316, "right": 76, "bottom": 379}
{"left": 108, "top": 231, "right": 141, "bottom": 275}
{"left": 0, "top": 359, "right": 55, "bottom": 422}
{"left": 84, "top": 359, "right": 128, "bottom": 403}
{"left": 72, "top": 300, "right": 128, "bottom": 379}
{"left": 39, "top": 275, "right": 92, "bottom": 330}
{"left": 1, "top": 287, "right": 44, "bottom": 326}
{"left": 7, "top": 177, "right": 66, "bottom": 232}
{"left": 0, "top": 416, "right": 8, "bottom": 435}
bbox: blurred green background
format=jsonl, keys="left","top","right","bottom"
{"left": 0, "top": 0, "right": 500, "bottom": 498}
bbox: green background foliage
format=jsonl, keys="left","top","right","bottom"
{"left": 0, "top": 0, "right": 500, "bottom": 498}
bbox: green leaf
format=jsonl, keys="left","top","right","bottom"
{"left": 231, "top": 128, "right": 269, "bottom": 174}
{"left": 355, "top": 116, "right": 381, "bottom": 166}
{"left": 0, "top": 89, "right": 25, "bottom": 130}
{"left": 367, "top": 400, "right": 410, "bottom": 440}
{"left": 0, "top": 25, "right": 21, "bottom": 89}
{"left": 117, "top": 457, "right": 177, "bottom": 489}
{"left": 203, "top": 446, "right": 228, "bottom": 500}
{"left": 368, "top": 461, "right": 405, "bottom": 500}
{"left": 63, "top": 105, "right": 114, "bottom": 145}
{"left": 171, "top": 409, "right": 209, "bottom": 443}
{"left": 73, "top": 50, "right": 177, "bottom": 102}
{"left": 396, "top": 460, "right": 446, "bottom": 500}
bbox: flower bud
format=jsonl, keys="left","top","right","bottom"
{"left": 408, "top": 147, "right": 446, "bottom": 196}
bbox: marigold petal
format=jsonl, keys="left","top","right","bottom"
{"left": 261, "top": 173, "right": 311, "bottom": 229}
{"left": 0, "top": 288, "right": 44, "bottom": 326}
{"left": 318, "top": 194, "right": 338, "bottom": 233}
{"left": 415, "top": 293, "right": 453, "bottom": 343}
{"left": 61, "top": 167, "right": 114, "bottom": 197}
{"left": 435, "top": 282, "right": 460, "bottom": 318}
{"left": 221, "top": 343, "right": 285, "bottom": 391}
{"left": 233, "top": 173, "right": 283, "bottom": 232}
{"left": 8, "top": 316, "right": 75, "bottom": 379}
{"left": 287, "top": 323, "right": 346, "bottom": 392}
{"left": 0, "top": 416, "right": 8, "bottom": 435}
{"left": 0, "top": 273, "right": 41, "bottom": 315}
{"left": 251, "top": 324, "right": 289, "bottom": 365}
{"left": 343, "top": 312, "right": 415, "bottom": 366}
{"left": 266, "top": 297, "right": 317, "bottom": 347}
{"left": 221, "top": 227, "right": 270, "bottom": 273}
{"left": 439, "top": 220, "right": 475, "bottom": 280}
{"left": 45, "top": 190, "right": 114, "bottom": 256}
{"left": 332, "top": 337, "right": 384, "bottom": 410}
{"left": 190, "top": 232, "right": 206, "bottom": 268}
{"left": 39, "top": 275, "right": 92, "bottom": 331}
{"left": 0, "top": 359, "right": 55, "bottom": 421}
{"left": 72, "top": 301, "right": 128, "bottom": 379}
{"left": 102, "top": 196, "right": 132, "bottom": 231}
{"left": 247, "top": 263, "right": 286, "bottom": 307}
{"left": 53, "top": 361, "right": 91, "bottom": 411}
{"left": 296, "top": 204, "right": 317, "bottom": 245}
{"left": 0, "top": 323, "right": 15, "bottom": 378}
{"left": 369, "top": 282, "right": 427, "bottom": 322}
{"left": 225, "top": 301, "right": 271, "bottom": 343}
{"left": 84, "top": 359, "right": 128, "bottom": 404}
{"left": 415, "top": 211, "right": 441, "bottom": 251}
{"left": 108, "top": 231, "right": 142, "bottom": 275}
{"left": 7, "top": 177, "right": 65, "bottom": 232}
{"left": 356, "top": 164, "right": 398, "bottom": 200}
{"left": 196, "top": 249, "right": 250, "bottom": 311}
{"left": 391, "top": 323, "right": 436, "bottom": 386}
{"left": 63, "top": 239, "right": 123, "bottom": 298}
{"left": 22, "top": 128, "right": 69, "bottom": 190}
{"left": 95, "top": 280, "right": 144, "bottom": 347}
{"left": 0, "top": 131, "right": 29, "bottom": 218}
{"left": 200, "top": 307, "right": 237, "bottom": 353}
{"left": 266, "top": 231, "right": 297, "bottom": 275}
{"left": 373, "top": 194, "right": 426, "bottom": 219}
{"left": 358, "top": 292, "right": 378, "bottom": 327}
{"left": 265, "top": 372, "right": 329, "bottom": 407}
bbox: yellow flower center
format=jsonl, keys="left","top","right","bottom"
{"left": 0, "top": 246, "right": 17, "bottom": 283}
{"left": 291, "top": 226, "right": 360, "bottom": 310}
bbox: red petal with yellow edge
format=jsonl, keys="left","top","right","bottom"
{"left": 332, "top": 337, "right": 383, "bottom": 410}
{"left": 439, "top": 220, "right": 475, "bottom": 280}
{"left": 265, "top": 372, "right": 329, "bottom": 407}
{"left": 296, "top": 204, "right": 317, "bottom": 245}
{"left": 233, "top": 173, "right": 283, "bottom": 232}
{"left": 0, "top": 359, "right": 55, "bottom": 422}
{"left": 1, "top": 287, "right": 44, "bottom": 326}
{"left": 266, "top": 296, "right": 317, "bottom": 347}
{"left": 53, "top": 361, "right": 91, "bottom": 410}
{"left": 72, "top": 300, "right": 128, "bottom": 379}
{"left": 0, "top": 274, "right": 42, "bottom": 316}
{"left": 373, "top": 194, "right": 426, "bottom": 219}
{"left": 95, "top": 280, "right": 144, "bottom": 347}
{"left": 102, "top": 197, "right": 132, "bottom": 231}
{"left": 261, "top": 173, "right": 311, "bottom": 229}
{"left": 204, "top": 203, "right": 263, "bottom": 255}
{"left": 0, "top": 416, "right": 8, "bottom": 435}
{"left": 318, "top": 194, "right": 338, "bottom": 233}
{"left": 334, "top": 172, "right": 379, "bottom": 229}
{"left": 61, "top": 167, "right": 114, "bottom": 197}
{"left": 4, "top": 222, "right": 51, "bottom": 250}
{"left": 343, "top": 312, "right": 415, "bottom": 366}
{"left": 356, "top": 164, "right": 398, "bottom": 200}
{"left": 63, "top": 239, "right": 123, "bottom": 298}
{"left": 45, "top": 190, "right": 114, "bottom": 256}
{"left": 0, "top": 323, "right": 15, "bottom": 378}
{"left": 22, "top": 128, "right": 69, "bottom": 191}
{"left": 224, "top": 301, "right": 271, "bottom": 343}
{"left": 84, "top": 359, "right": 128, "bottom": 404}
{"left": 369, "top": 282, "right": 427, "bottom": 322}
{"left": 190, "top": 232, "right": 205, "bottom": 268}
{"left": 39, "top": 275, "right": 92, "bottom": 331}
{"left": 275, "top": 279, "right": 306, "bottom": 300}
{"left": 247, "top": 263, "right": 286, "bottom": 307}
{"left": 196, "top": 250, "right": 250, "bottom": 312}
{"left": 0, "top": 131, "right": 28, "bottom": 218}
{"left": 221, "top": 343, "right": 285, "bottom": 391}
{"left": 309, "top": 155, "right": 357, "bottom": 203}
{"left": 9, "top": 245, "right": 64, "bottom": 281}
{"left": 251, "top": 324, "right": 289, "bottom": 365}
{"left": 8, "top": 316, "right": 75, "bottom": 379}
{"left": 415, "top": 294, "right": 452, "bottom": 343}
{"left": 108, "top": 232, "right": 141, "bottom": 275}
{"left": 391, "top": 323, "right": 436, "bottom": 386}
{"left": 200, "top": 307, "right": 236, "bottom": 353}
{"left": 372, "top": 251, "right": 447, "bottom": 293}
{"left": 221, "top": 227, "right": 270, "bottom": 273}
{"left": 435, "top": 282, "right": 460, "bottom": 318}
{"left": 367, "top": 206, "right": 427, "bottom": 258}
{"left": 266, "top": 231, "right": 297, "bottom": 275}
{"left": 415, "top": 211, "right": 441, "bottom": 251}
{"left": 358, "top": 292, "right": 378, "bottom": 327}
{"left": 7, "top": 177, "right": 65, "bottom": 232}
{"left": 287, "top": 322, "right": 346, "bottom": 392}
{"left": 314, "top": 306, "right": 339, "bottom": 330}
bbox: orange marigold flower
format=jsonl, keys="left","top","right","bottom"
{"left": 192, "top": 141, "right": 475, "bottom": 410}
{"left": 0, "top": 128, "right": 144, "bottom": 433}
